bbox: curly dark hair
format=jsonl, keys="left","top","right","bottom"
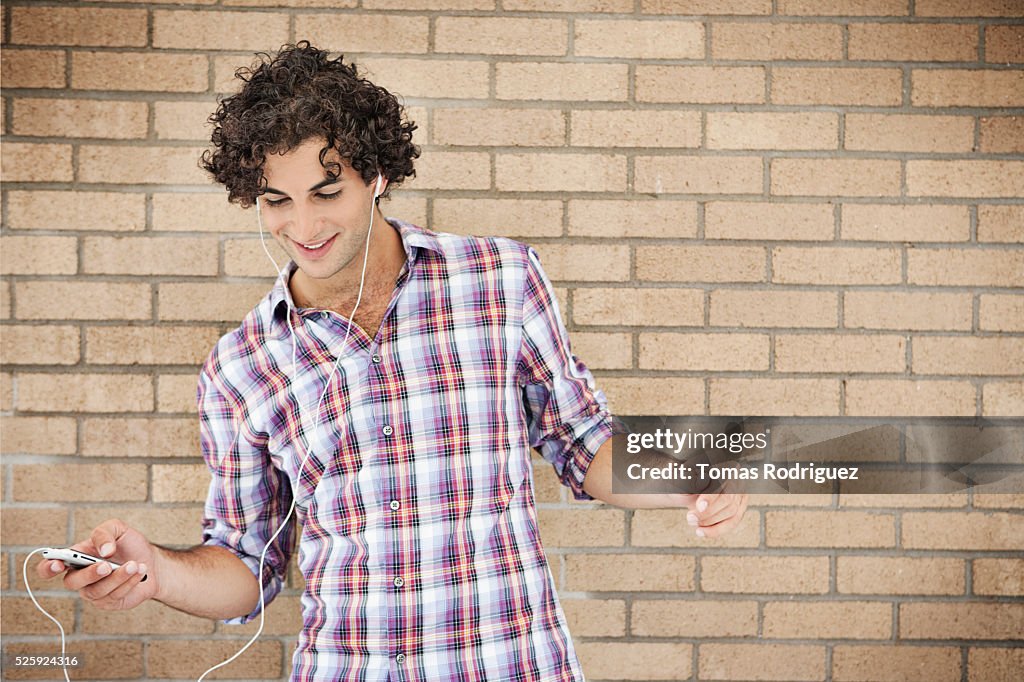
{"left": 201, "top": 42, "right": 419, "bottom": 207}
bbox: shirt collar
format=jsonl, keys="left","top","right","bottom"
{"left": 270, "top": 217, "right": 444, "bottom": 320}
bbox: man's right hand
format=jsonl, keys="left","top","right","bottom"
{"left": 35, "top": 518, "right": 159, "bottom": 611}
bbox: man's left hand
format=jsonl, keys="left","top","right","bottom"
{"left": 685, "top": 489, "right": 749, "bottom": 538}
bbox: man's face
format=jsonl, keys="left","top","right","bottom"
{"left": 260, "top": 138, "right": 381, "bottom": 283}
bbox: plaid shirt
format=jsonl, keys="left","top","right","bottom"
{"left": 198, "top": 220, "right": 617, "bottom": 681}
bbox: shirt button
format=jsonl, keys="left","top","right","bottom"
{"left": 393, "top": 576, "right": 404, "bottom": 588}
{"left": 389, "top": 500, "right": 401, "bottom": 511}
{"left": 395, "top": 653, "right": 406, "bottom": 664}
{"left": 382, "top": 425, "right": 393, "bottom": 436}
{"left": 371, "top": 354, "right": 382, "bottom": 363}
{"left": 320, "top": 311, "right": 329, "bottom": 320}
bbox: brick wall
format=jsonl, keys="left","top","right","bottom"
{"left": 1, "top": 1, "right": 1022, "bottom": 680}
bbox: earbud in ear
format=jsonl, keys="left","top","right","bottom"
{"left": 374, "top": 174, "right": 383, "bottom": 199}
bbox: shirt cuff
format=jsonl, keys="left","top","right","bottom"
{"left": 202, "top": 537, "right": 284, "bottom": 625}
{"left": 561, "top": 412, "right": 626, "bottom": 501}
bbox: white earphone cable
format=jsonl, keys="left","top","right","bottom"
{"left": 22, "top": 549, "right": 71, "bottom": 682}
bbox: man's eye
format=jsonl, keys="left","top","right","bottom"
{"left": 264, "top": 197, "right": 289, "bottom": 207}
{"left": 316, "top": 191, "right": 341, "bottom": 200}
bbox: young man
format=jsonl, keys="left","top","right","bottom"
{"left": 38, "top": 43, "right": 747, "bottom": 681}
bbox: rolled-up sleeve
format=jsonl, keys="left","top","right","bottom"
{"left": 517, "top": 248, "right": 620, "bottom": 500}
{"left": 197, "top": 364, "right": 295, "bottom": 624}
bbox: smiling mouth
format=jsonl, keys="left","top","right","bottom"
{"left": 293, "top": 235, "right": 337, "bottom": 254}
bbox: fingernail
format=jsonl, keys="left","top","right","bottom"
{"left": 686, "top": 512, "right": 698, "bottom": 527}
{"left": 139, "top": 563, "right": 147, "bottom": 575}
{"left": 696, "top": 528, "right": 706, "bottom": 538}
{"left": 51, "top": 561, "right": 63, "bottom": 573}
{"left": 100, "top": 543, "right": 115, "bottom": 557}
{"left": 697, "top": 500, "right": 708, "bottom": 513}
{"left": 97, "top": 562, "right": 112, "bottom": 576}
{"left": 125, "top": 562, "right": 137, "bottom": 576}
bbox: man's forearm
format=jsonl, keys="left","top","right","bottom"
{"left": 582, "top": 435, "right": 700, "bottom": 509}
{"left": 151, "top": 544, "right": 261, "bottom": 620}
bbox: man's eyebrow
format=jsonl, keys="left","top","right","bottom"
{"left": 264, "top": 177, "right": 341, "bottom": 195}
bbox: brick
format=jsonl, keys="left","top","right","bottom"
{"left": 711, "top": 290, "right": 838, "bottom": 328}
{"left": 574, "top": 288, "right": 703, "bottom": 327}
{"left": 632, "top": 599, "right": 757, "bottom": 638}
{"left": 2, "top": 143, "right": 73, "bottom": 182}
{"left": 407, "top": 151, "right": 490, "bottom": 191}
{"left": 576, "top": 642, "right": 691, "bottom": 681}
{"left": 600, "top": 377, "right": 704, "bottom": 415}
{"left": 569, "top": 200, "right": 698, "bottom": 239}
{"left": 712, "top": 22, "right": 842, "bottom": 60}
{"left": 2, "top": 507, "right": 68, "bottom": 546}
{"left": 12, "top": 98, "right": 148, "bottom": 139}
{"left": 359, "top": 58, "right": 490, "bottom": 100}
{"left": 497, "top": 62, "right": 628, "bottom": 101}
{"left": 968, "top": 648, "right": 1024, "bottom": 682}
{"left": 79, "top": 145, "right": 210, "bottom": 185}
{"left": 838, "top": 556, "right": 964, "bottom": 595}
{"left": 901, "top": 603, "right": 1024, "bottom": 640}
{"left": 158, "top": 374, "right": 201, "bottom": 414}
{"left": 147, "top": 640, "right": 282, "bottom": 679}
{"left": 773, "top": 67, "right": 902, "bottom": 106}
{"left": 917, "top": 0, "right": 1024, "bottom": 16}
{"left": 14, "top": 463, "right": 148, "bottom": 502}
{"left": 0, "top": 236, "right": 77, "bottom": 276}
{"left": 908, "top": 249, "right": 1023, "bottom": 287}
{"left": 86, "top": 326, "right": 222, "bottom": 366}
{"left": 987, "top": 25, "right": 1024, "bottom": 63}
{"left": 914, "top": 337, "right": 1024, "bottom": 376}
{"left": 1, "top": 49, "right": 65, "bottom": 88}
{"left": 706, "top": 202, "right": 834, "bottom": 241}
{"left": 385, "top": 195, "right": 428, "bottom": 226}
{"left": 154, "top": 10, "right": 289, "bottom": 50}
{"left": 83, "top": 236, "right": 218, "bottom": 276}
{"left": 765, "top": 601, "right": 891, "bottom": 639}
{"left": 980, "top": 116, "right": 1024, "bottom": 153}
{"left": 575, "top": 19, "right": 703, "bottom": 59}
{"left": 73, "top": 51, "right": 208, "bottom": 93}
{"left": 436, "top": 199, "right": 562, "bottom": 239}
{"left": 775, "top": 334, "right": 906, "bottom": 373}
{"left": 572, "top": 110, "right": 701, "bottom": 148}
{"left": 913, "top": 69, "right": 1024, "bottom": 107}
{"left": 1, "top": 372, "right": 12, "bottom": 411}
{"left": 974, "top": 493, "right": 1024, "bottom": 509}
{"left": 0, "top": 325, "right": 80, "bottom": 365}
{"left": 978, "top": 206, "right": 1024, "bottom": 243}
{"left": 6, "top": 190, "right": 146, "bottom": 232}
{"left": 711, "top": 378, "right": 840, "bottom": 416}
{"left": 436, "top": 17, "right": 567, "bottom": 56}
{"left": 849, "top": 23, "right": 977, "bottom": 61}
{"left": 638, "top": 244, "right": 765, "bottom": 282}
{"left": 152, "top": 464, "right": 209, "bottom": 503}
{"left": 82, "top": 598, "right": 213, "bottom": 635}
{"left": 631, "top": 508, "right": 760, "bottom": 548}
{"left": 903, "top": 511, "right": 1022, "bottom": 550}
{"left": 154, "top": 101, "right": 217, "bottom": 141}
{"left": 537, "top": 508, "right": 625, "bottom": 546}
{"left": 984, "top": 382, "right": 1024, "bottom": 417}
{"left": 779, "top": 0, "right": 908, "bottom": 14}
{"left": 158, "top": 282, "right": 271, "bottom": 322}
{"left": 0, "top": 416, "right": 77, "bottom": 455}
{"left": 846, "top": 113, "right": 974, "bottom": 153}
{"left": 565, "top": 553, "right": 694, "bottom": 592}
{"left": 847, "top": 379, "right": 975, "bottom": 416}
{"left": 640, "top": 332, "right": 769, "bottom": 371}
{"left": 15, "top": 281, "right": 151, "bottom": 321}
{"left": 533, "top": 244, "right": 631, "bottom": 282}
{"left": 152, "top": 193, "right": 252, "bottom": 233}
{"left": 508, "top": 0, "right": 629, "bottom": 8}
{"left": 636, "top": 65, "right": 766, "bottom": 103}
{"left": 974, "top": 294, "right": 1024, "bottom": 331}
{"left": 771, "top": 158, "right": 902, "bottom": 197}
{"left": 774, "top": 246, "right": 901, "bottom": 285}
{"left": 4, "top": 640, "right": 143, "bottom": 679}
{"left": 294, "top": 14, "right": 425, "bottom": 54}
{"left": 844, "top": 291, "right": 972, "bottom": 331}
{"left": 434, "top": 108, "right": 564, "bottom": 147}
{"left": 914, "top": 160, "right": 1024, "bottom": 198}
{"left": 700, "top": 643, "right": 825, "bottom": 681}
{"left": 570, "top": 332, "right": 632, "bottom": 370}
{"left": 18, "top": 373, "right": 153, "bottom": 414}
{"left": 767, "top": 510, "right": 894, "bottom": 547}
{"left": 559, "top": 598, "right": 625, "bottom": 637}
{"left": 842, "top": 203, "right": 969, "bottom": 242}
{"left": 10, "top": 7, "right": 147, "bottom": 47}
{"left": 497, "top": 153, "right": 625, "bottom": 192}
{"left": 643, "top": 0, "right": 771, "bottom": 13}
{"left": 223, "top": 239, "right": 289, "bottom": 278}
{"left": 707, "top": 111, "right": 838, "bottom": 150}
{"left": 364, "top": 0, "right": 486, "bottom": 7}
{"left": 834, "top": 646, "right": 961, "bottom": 682}
{"left": 2, "top": 597, "right": 76, "bottom": 635}
{"left": 974, "top": 558, "right": 1024, "bottom": 596}
{"left": 74, "top": 506, "right": 202, "bottom": 547}
{"left": 83, "top": 417, "right": 200, "bottom": 457}
{"left": 635, "top": 155, "right": 763, "bottom": 195}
